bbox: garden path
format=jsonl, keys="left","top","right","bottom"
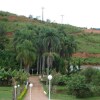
{"left": 24, "top": 76, "right": 48, "bottom": 100}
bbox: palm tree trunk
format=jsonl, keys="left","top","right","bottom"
{"left": 39, "top": 57, "right": 42, "bottom": 75}
{"left": 50, "top": 52, "right": 52, "bottom": 72}
{"left": 25, "top": 65, "right": 30, "bottom": 73}
{"left": 37, "top": 56, "right": 39, "bottom": 75}
{"left": 42, "top": 55, "right": 45, "bottom": 75}
{"left": 20, "top": 59, "right": 22, "bottom": 69}
{"left": 47, "top": 55, "right": 50, "bottom": 76}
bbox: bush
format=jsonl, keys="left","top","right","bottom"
{"left": 58, "top": 75, "right": 68, "bottom": 86}
{"left": 80, "top": 68, "right": 100, "bottom": 97}
{"left": 51, "top": 70, "right": 61, "bottom": 86}
{"left": 0, "top": 67, "right": 29, "bottom": 86}
{"left": 0, "top": 68, "right": 12, "bottom": 86}
{"left": 2, "top": 17, "right": 8, "bottom": 21}
{"left": 91, "top": 70, "right": 100, "bottom": 86}
{"left": 12, "top": 69, "right": 29, "bottom": 85}
{"left": 90, "top": 86, "right": 100, "bottom": 96}
{"left": 81, "top": 67, "right": 98, "bottom": 83}
{"left": 17, "top": 87, "right": 27, "bottom": 100}
{"left": 67, "top": 74, "right": 92, "bottom": 98}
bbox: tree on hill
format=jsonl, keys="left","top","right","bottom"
{"left": 16, "top": 40, "right": 36, "bottom": 72}
{"left": 13, "top": 29, "right": 36, "bottom": 72}
{"left": 0, "top": 22, "right": 8, "bottom": 50}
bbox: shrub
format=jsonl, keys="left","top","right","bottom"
{"left": 58, "top": 75, "right": 68, "bottom": 86}
{"left": 59, "top": 59, "right": 67, "bottom": 75}
{"left": 67, "top": 74, "right": 92, "bottom": 98}
{"left": 12, "top": 69, "right": 29, "bottom": 85}
{"left": 81, "top": 67, "right": 98, "bottom": 83}
{"left": 2, "top": 17, "right": 8, "bottom": 21}
{"left": 0, "top": 66, "right": 29, "bottom": 86}
{"left": 89, "top": 70, "right": 100, "bottom": 96}
{"left": 0, "top": 68, "right": 12, "bottom": 86}
{"left": 90, "top": 86, "right": 100, "bottom": 96}
{"left": 91, "top": 70, "right": 100, "bottom": 86}
{"left": 17, "top": 87, "right": 27, "bottom": 100}
{"left": 51, "top": 70, "right": 61, "bottom": 86}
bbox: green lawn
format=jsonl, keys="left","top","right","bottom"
{"left": 43, "top": 85, "right": 100, "bottom": 100}
{"left": 51, "top": 93, "right": 100, "bottom": 100}
{"left": 0, "top": 87, "right": 12, "bottom": 100}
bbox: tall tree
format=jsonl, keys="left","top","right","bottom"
{"left": 60, "top": 35, "right": 77, "bottom": 75}
{"left": 0, "top": 22, "right": 8, "bottom": 50}
{"left": 13, "top": 29, "right": 36, "bottom": 72}
{"left": 60, "top": 35, "right": 77, "bottom": 60}
{"left": 16, "top": 40, "right": 36, "bottom": 72}
{"left": 41, "top": 27, "right": 60, "bottom": 75}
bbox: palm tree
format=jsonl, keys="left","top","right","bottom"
{"left": 43, "top": 52, "right": 58, "bottom": 75}
{"left": 60, "top": 35, "right": 77, "bottom": 60}
{"left": 13, "top": 29, "right": 36, "bottom": 72}
{"left": 42, "top": 27, "right": 60, "bottom": 52}
{"left": 41, "top": 27, "right": 60, "bottom": 75}
{"left": 16, "top": 40, "right": 36, "bottom": 72}
{"left": 60, "top": 35, "right": 77, "bottom": 75}
{"left": 34, "top": 26, "right": 45, "bottom": 75}
{"left": 34, "top": 26, "right": 60, "bottom": 75}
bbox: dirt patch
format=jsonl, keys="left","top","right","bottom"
{"left": 73, "top": 52, "right": 100, "bottom": 58}
{"left": 6, "top": 32, "right": 13, "bottom": 36}
{"left": 84, "top": 29, "right": 100, "bottom": 34}
{"left": 8, "top": 16, "right": 17, "bottom": 21}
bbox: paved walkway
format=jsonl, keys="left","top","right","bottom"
{"left": 24, "top": 76, "right": 48, "bottom": 100}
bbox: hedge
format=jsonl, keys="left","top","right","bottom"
{"left": 17, "top": 87, "right": 27, "bottom": 100}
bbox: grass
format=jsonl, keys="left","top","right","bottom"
{"left": 75, "top": 34, "right": 100, "bottom": 53}
{"left": 72, "top": 57, "right": 100, "bottom": 65}
{"left": 43, "top": 85, "right": 100, "bottom": 100}
{"left": 51, "top": 93, "right": 100, "bottom": 100}
{"left": 0, "top": 86, "right": 12, "bottom": 100}
{"left": 73, "top": 33, "right": 100, "bottom": 64}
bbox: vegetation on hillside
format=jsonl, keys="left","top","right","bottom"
{"left": 75, "top": 33, "right": 100, "bottom": 54}
{"left": 0, "top": 11, "right": 82, "bottom": 99}
{"left": 0, "top": 11, "right": 100, "bottom": 100}
{"left": 0, "top": 11, "right": 82, "bottom": 73}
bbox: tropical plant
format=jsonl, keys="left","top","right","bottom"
{"left": 16, "top": 40, "right": 36, "bottom": 72}
{"left": 67, "top": 74, "right": 92, "bottom": 98}
{"left": 12, "top": 69, "right": 29, "bottom": 85}
{"left": 80, "top": 67, "right": 98, "bottom": 83}
{"left": 60, "top": 35, "right": 77, "bottom": 60}
{"left": 0, "top": 22, "right": 8, "bottom": 50}
{"left": 13, "top": 29, "right": 36, "bottom": 72}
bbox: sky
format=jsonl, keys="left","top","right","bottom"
{"left": 0, "top": 0, "right": 100, "bottom": 28}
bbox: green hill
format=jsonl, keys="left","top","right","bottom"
{"left": 0, "top": 11, "right": 81, "bottom": 33}
{"left": 0, "top": 11, "right": 100, "bottom": 65}
{"left": 74, "top": 33, "right": 100, "bottom": 54}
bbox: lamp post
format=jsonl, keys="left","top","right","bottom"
{"left": 48, "top": 75, "right": 52, "bottom": 100}
{"left": 61, "top": 15, "right": 64, "bottom": 24}
{"left": 14, "top": 85, "right": 17, "bottom": 100}
{"left": 17, "top": 84, "right": 20, "bottom": 96}
{"left": 42, "top": 7, "right": 44, "bottom": 21}
{"left": 29, "top": 83, "right": 33, "bottom": 100}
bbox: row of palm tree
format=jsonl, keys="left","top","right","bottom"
{"left": 12, "top": 24, "right": 77, "bottom": 75}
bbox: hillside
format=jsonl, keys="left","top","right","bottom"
{"left": 73, "top": 31, "right": 100, "bottom": 65}
{"left": 0, "top": 11, "right": 100, "bottom": 65}
{"left": 0, "top": 11, "right": 81, "bottom": 33}
{"left": 84, "top": 29, "right": 100, "bottom": 34}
